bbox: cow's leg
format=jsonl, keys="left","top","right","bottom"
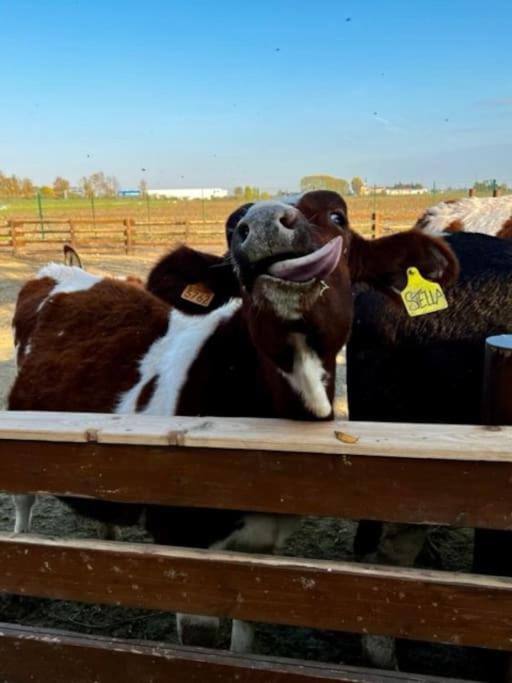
{"left": 360, "top": 522, "right": 428, "bottom": 671}
{"left": 231, "top": 619, "right": 255, "bottom": 653}
{"left": 169, "top": 513, "right": 299, "bottom": 654}
{"left": 13, "top": 494, "right": 35, "bottom": 534}
{"left": 96, "top": 521, "right": 119, "bottom": 540}
{"left": 227, "top": 514, "right": 300, "bottom": 653}
{"left": 176, "top": 613, "right": 220, "bottom": 648}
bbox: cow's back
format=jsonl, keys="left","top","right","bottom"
{"left": 415, "top": 195, "right": 512, "bottom": 238}
{"left": 9, "top": 267, "right": 170, "bottom": 413}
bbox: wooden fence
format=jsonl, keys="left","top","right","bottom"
{"left": 0, "top": 411, "right": 512, "bottom": 682}
{"left": 0, "top": 218, "right": 228, "bottom": 255}
{"left": 0, "top": 217, "right": 403, "bottom": 256}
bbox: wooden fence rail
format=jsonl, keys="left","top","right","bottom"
{"left": 0, "top": 217, "right": 407, "bottom": 256}
{"left": 0, "top": 218, "right": 229, "bottom": 255}
{"left": 0, "top": 412, "right": 511, "bottom": 681}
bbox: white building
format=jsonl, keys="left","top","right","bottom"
{"left": 360, "top": 185, "right": 429, "bottom": 196}
{"left": 147, "top": 188, "right": 228, "bottom": 200}
{"left": 386, "top": 187, "right": 429, "bottom": 196}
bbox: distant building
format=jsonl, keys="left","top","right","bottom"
{"left": 386, "top": 187, "right": 429, "bottom": 196}
{"left": 360, "top": 185, "right": 387, "bottom": 196}
{"left": 118, "top": 189, "right": 142, "bottom": 197}
{"left": 360, "top": 184, "right": 429, "bottom": 196}
{"left": 147, "top": 188, "right": 228, "bottom": 200}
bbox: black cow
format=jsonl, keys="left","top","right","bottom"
{"left": 347, "top": 232, "right": 512, "bottom": 674}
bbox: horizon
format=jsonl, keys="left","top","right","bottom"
{"left": 2, "top": 1, "right": 511, "bottom": 190}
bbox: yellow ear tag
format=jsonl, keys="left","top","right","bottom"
{"left": 400, "top": 267, "right": 448, "bottom": 317}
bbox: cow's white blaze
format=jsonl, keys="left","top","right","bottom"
{"left": 116, "top": 299, "right": 242, "bottom": 415}
{"left": 279, "top": 332, "right": 331, "bottom": 418}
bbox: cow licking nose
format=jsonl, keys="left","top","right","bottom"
{"left": 230, "top": 200, "right": 345, "bottom": 319}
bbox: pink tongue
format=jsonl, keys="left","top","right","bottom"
{"left": 267, "top": 236, "right": 343, "bottom": 282}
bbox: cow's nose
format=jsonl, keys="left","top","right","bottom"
{"left": 237, "top": 202, "right": 300, "bottom": 254}
{"left": 237, "top": 221, "right": 251, "bottom": 242}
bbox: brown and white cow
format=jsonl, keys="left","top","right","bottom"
{"left": 9, "top": 190, "right": 458, "bottom": 652}
{"left": 415, "top": 194, "right": 512, "bottom": 238}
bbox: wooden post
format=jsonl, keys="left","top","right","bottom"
{"left": 468, "top": 188, "right": 474, "bottom": 198}
{"left": 124, "top": 219, "right": 134, "bottom": 255}
{"left": 371, "top": 211, "right": 379, "bottom": 239}
{"left": 474, "top": 334, "right": 512, "bottom": 681}
{"left": 8, "top": 219, "right": 16, "bottom": 255}
{"left": 482, "top": 334, "right": 512, "bottom": 424}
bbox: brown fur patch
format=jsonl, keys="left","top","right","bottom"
{"left": 136, "top": 376, "right": 158, "bottom": 412}
{"left": 445, "top": 219, "right": 464, "bottom": 233}
{"left": 9, "top": 278, "right": 170, "bottom": 413}
{"left": 497, "top": 216, "right": 512, "bottom": 239}
{"left": 12, "top": 277, "right": 55, "bottom": 364}
{"left": 125, "top": 275, "right": 144, "bottom": 288}
{"left": 349, "top": 229, "right": 459, "bottom": 290}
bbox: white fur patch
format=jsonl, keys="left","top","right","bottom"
{"left": 279, "top": 333, "right": 331, "bottom": 418}
{"left": 419, "top": 195, "right": 512, "bottom": 236}
{"left": 212, "top": 514, "right": 299, "bottom": 553}
{"left": 116, "top": 299, "right": 241, "bottom": 416}
{"left": 35, "top": 264, "right": 102, "bottom": 312}
{"left": 38, "top": 263, "right": 102, "bottom": 294}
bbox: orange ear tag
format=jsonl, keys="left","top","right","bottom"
{"left": 181, "top": 282, "right": 215, "bottom": 307}
{"left": 400, "top": 267, "right": 448, "bottom": 317}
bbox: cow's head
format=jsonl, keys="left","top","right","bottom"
{"left": 148, "top": 190, "right": 458, "bottom": 366}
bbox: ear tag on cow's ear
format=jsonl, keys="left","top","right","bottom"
{"left": 400, "top": 267, "right": 448, "bottom": 317}
{"left": 181, "top": 282, "right": 215, "bottom": 307}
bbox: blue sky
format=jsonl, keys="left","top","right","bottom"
{"left": 1, "top": 0, "right": 511, "bottom": 190}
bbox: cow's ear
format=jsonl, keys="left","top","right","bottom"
{"left": 349, "top": 229, "right": 459, "bottom": 293}
{"left": 146, "top": 246, "right": 239, "bottom": 314}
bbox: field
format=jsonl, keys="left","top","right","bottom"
{"left": 0, "top": 229, "right": 491, "bottom": 680}
{"left": 0, "top": 192, "right": 469, "bottom": 235}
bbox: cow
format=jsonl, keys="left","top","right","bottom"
{"left": 415, "top": 195, "right": 512, "bottom": 238}
{"left": 347, "top": 231, "right": 512, "bottom": 672}
{"left": 8, "top": 190, "right": 458, "bottom": 654}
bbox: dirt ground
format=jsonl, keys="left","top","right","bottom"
{"left": 0, "top": 252, "right": 489, "bottom": 680}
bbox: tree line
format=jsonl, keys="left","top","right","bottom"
{"left": 300, "top": 175, "right": 365, "bottom": 195}
{"left": 0, "top": 171, "right": 120, "bottom": 198}
{"left": 1, "top": 169, "right": 510, "bottom": 200}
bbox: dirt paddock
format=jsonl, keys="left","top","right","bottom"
{"left": 0, "top": 251, "right": 487, "bottom": 680}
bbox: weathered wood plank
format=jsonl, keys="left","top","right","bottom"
{"left": 1, "top": 535, "right": 512, "bottom": 651}
{"left": 0, "top": 439, "right": 511, "bottom": 529}
{"left": 1, "top": 412, "right": 512, "bottom": 462}
{"left": 0, "top": 623, "right": 472, "bottom": 683}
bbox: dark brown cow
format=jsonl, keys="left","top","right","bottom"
{"left": 9, "top": 190, "right": 458, "bottom": 653}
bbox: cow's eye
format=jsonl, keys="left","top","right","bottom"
{"left": 330, "top": 211, "right": 347, "bottom": 227}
